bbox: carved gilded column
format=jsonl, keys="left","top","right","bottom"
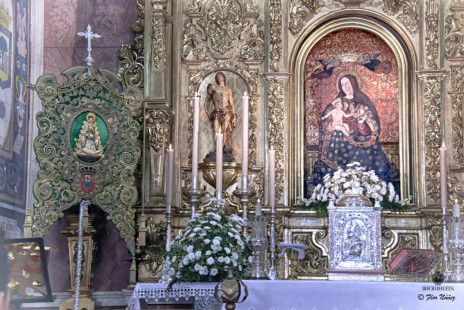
{"left": 446, "top": 4, "right": 464, "bottom": 166}
{"left": 262, "top": 73, "right": 289, "bottom": 205}
{"left": 146, "top": 0, "right": 168, "bottom": 99}
{"left": 418, "top": 72, "right": 447, "bottom": 204}
{"left": 270, "top": 0, "right": 282, "bottom": 72}
{"left": 425, "top": 0, "right": 439, "bottom": 69}
{"left": 445, "top": 2, "right": 464, "bottom": 213}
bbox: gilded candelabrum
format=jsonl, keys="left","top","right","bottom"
{"left": 247, "top": 215, "right": 269, "bottom": 279}
{"left": 446, "top": 216, "right": 464, "bottom": 282}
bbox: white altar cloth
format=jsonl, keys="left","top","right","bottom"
{"left": 128, "top": 280, "right": 464, "bottom": 310}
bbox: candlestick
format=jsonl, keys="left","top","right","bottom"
{"left": 269, "top": 149, "right": 276, "bottom": 206}
{"left": 256, "top": 199, "right": 262, "bottom": 216}
{"left": 268, "top": 148, "right": 277, "bottom": 280}
{"left": 160, "top": 146, "right": 173, "bottom": 284}
{"left": 216, "top": 131, "right": 223, "bottom": 199}
{"left": 192, "top": 93, "right": 200, "bottom": 190}
{"left": 440, "top": 144, "right": 447, "bottom": 208}
{"left": 454, "top": 201, "right": 461, "bottom": 218}
{"left": 242, "top": 92, "right": 249, "bottom": 190}
{"left": 166, "top": 145, "right": 174, "bottom": 205}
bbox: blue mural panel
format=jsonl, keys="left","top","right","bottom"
{"left": 0, "top": 0, "right": 29, "bottom": 234}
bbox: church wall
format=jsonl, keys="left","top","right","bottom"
{"left": 43, "top": 0, "right": 139, "bottom": 81}
{"left": 0, "top": 0, "right": 30, "bottom": 239}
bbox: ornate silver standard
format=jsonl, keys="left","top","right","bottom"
{"left": 77, "top": 24, "right": 101, "bottom": 75}
{"left": 73, "top": 199, "right": 91, "bottom": 310}
{"left": 268, "top": 203, "right": 277, "bottom": 280}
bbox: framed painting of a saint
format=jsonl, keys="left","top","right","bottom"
{"left": 304, "top": 29, "right": 401, "bottom": 197}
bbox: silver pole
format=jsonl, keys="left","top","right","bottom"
{"left": 73, "top": 199, "right": 91, "bottom": 310}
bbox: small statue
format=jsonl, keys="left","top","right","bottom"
{"left": 75, "top": 112, "right": 104, "bottom": 161}
{"left": 204, "top": 72, "right": 236, "bottom": 162}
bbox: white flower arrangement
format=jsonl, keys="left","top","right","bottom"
{"left": 165, "top": 201, "right": 252, "bottom": 283}
{"left": 299, "top": 162, "right": 409, "bottom": 214}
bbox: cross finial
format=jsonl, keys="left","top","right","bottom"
{"left": 77, "top": 24, "right": 101, "bottom": 74}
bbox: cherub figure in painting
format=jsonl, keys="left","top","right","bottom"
{"left": 321, "top": 98, "right": 352, "bottom": 137}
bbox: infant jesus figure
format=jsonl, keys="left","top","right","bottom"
{"left": 322, "top": 98, "right": 352, "bottom": 137}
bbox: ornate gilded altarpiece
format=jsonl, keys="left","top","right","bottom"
{"left": 31, "top": 67, "right": 143, "bottom": 254}
{"left": 117, "top": 0, "right": 464, "bottom": 281}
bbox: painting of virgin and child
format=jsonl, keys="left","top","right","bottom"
{"left": 304, "top": 29, "right": 401, "bottom": 197}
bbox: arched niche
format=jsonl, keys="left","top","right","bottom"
{"left": 289, "top": 12, "right": 418, "bottom": 205}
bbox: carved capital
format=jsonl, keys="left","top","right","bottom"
{"left": 151, "top": 0, "right": 167, "bottom": 10}
{"left": 145, "top": 109, "right": 174, "bottom": 153}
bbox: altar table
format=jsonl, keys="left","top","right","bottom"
{"left": 127, "top": 280, "right": 464, "bottom": 310}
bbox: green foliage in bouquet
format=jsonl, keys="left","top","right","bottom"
{"left": 299, "top": 162, "right": 410, "bottom": 216}
{"left": 165, "top": 202, "right": 252, "bottom": 283}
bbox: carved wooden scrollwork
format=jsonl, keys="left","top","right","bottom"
{"left": 294, "top": 231, "right": 328, "bottom": 276}
{"left": 427, "top": 215, "right": 444, "bottom": 252}
{"left": 185, "top": 0, "right": 263, "bottom": 63}
{"left": 289, "top": 0, "right": 324, "bottom": 36}
{"left": 183, "top": 18, "right": 209, "bottom": 62}
{"left": 118, "top": 0, "right": 144, "bottom": 90}
{"left": 151, "top": 0, "right": 167, "bottom": 69}
{"left": 420, "top": 74, "right": 445, "bottom": 202}
{"left": 451, "top": 94, "right": 464, "bottom": 166}
{"left": 267, "top": 77, "right": 287, "bottom": 202}
{"left": 197, "top": 0, "right": 249, "bottom": 55}
{"left": 146, "top": 109, "right": 174, "bottom": 153}
{"left": 383, "top": 0, "right": 419, "bottom": 35}
{"left": 270, "top": 0, "right": 282, "bottom": 72}
{"left": 425, "top": 0, "right": 439, "bottom": 69}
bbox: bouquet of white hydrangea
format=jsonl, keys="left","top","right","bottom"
{"left": 299, "top": 162, "right": 409, "bottom": 215}
{"left": 165, "top": 201, "right": 252, "bottom": 283}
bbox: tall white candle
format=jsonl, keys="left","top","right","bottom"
{"left": 269, "top": 149, "right": 275, "bottom": 206}
{"left": 216, "top": 131, "right": 223, "bottom": 199}
{"left": 440, "top": 145, "right": 447, "bottom": 207}
{"left": 241, "top": 92, "right": 249, "bottom": 189}
{"left": 192, "top": 93, "right": 200, "bottom": 189}
{"left": 166, "top": 144, "right": 174, "bottom": 205}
